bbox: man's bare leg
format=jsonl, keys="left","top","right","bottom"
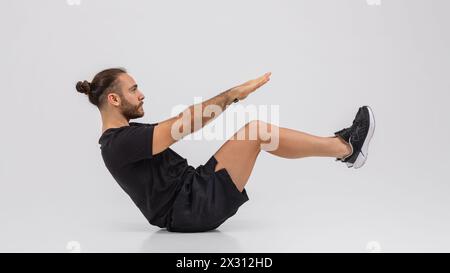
{"left": 214, "top": 120, "right": 352, "bottom": 192}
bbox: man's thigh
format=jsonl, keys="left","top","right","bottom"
{"left": 213, "top": 121, "right": 263, "bottom": 192}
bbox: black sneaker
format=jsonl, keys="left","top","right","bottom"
{"left": 334, "top": 106, "right": 375, "bottom": 169}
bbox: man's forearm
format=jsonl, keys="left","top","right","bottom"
{"left": 179, "top": 88, "right": 238, "bottom": 135}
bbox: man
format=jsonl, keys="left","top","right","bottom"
{"left": 76, "top": 67, "right": 375, "bottom": 232}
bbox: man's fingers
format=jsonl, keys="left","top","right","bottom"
{"left": 251, "top": 74, "right": 270, "bottom": 86}
{"left": 262, "top": 72, "right": 271, "bottom": 80}
{"left": 258, "top": 72, "right": 271, "bottom": 84}
{"left": 259, "top": 73, "right": 271, "bottom": 85}
{"left": 241, "top": 72, "right": 272, "bottom": 90}
{"left": 258, "top": 72, "right": 271, "bottom": 81}
{"left": 254, "top": 77, "right": 270, "bottom": 90}
{"left": 249, "top": 75, "right": 269, "bottom": 90}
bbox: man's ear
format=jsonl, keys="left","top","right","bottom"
{"left": 107, "top": 93, "right": 121, "bottom": 106}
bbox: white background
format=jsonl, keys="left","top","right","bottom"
{"left": 1, "top": 0, "right": 449, "bottom": 252}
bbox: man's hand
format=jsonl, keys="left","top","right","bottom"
{"left": 230, "top": 72, "right": 272, "bottom": 101}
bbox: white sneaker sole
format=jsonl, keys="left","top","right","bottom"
{"left": 352, "top": 106, "right": 375, "bottom": 169}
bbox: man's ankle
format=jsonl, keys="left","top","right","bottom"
{"left": 334, "top": 136, "right": 352, "bottom": 159}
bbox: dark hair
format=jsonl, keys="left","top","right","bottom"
{"left": 76, "top": 67, "right": 127, "bottom": 108}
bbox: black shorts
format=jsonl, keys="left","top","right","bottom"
{"left": 167, "top": 155, "right": 249, "bottom": 232}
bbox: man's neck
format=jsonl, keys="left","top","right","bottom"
{"left": 101, "top": 113, "right": 129, "bottom": 134}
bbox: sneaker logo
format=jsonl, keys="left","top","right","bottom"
{"left": 352, "top": 125, "right": 366, "bottom": 142}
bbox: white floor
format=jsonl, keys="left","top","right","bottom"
{"left": 3, "top": 157, "right": 450, "bottom": 253}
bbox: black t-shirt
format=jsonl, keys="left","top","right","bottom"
{"left": 98, "top": 122, "right": 194, "bottom": 228}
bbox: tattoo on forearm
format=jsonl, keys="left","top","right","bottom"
{"left": 182, "top": 88, "right": 236, "bottom": 134}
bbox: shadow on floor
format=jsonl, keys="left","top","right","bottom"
{"left": 140, "top": 229, "right": 242, "bottom": 252}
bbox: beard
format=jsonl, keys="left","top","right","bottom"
{"left": 120, "top": 98, "right": 144, "bottom": 120}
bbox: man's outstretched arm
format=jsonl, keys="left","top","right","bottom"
{"left": 152, "top": 72, "right": 271, "bottom": 155}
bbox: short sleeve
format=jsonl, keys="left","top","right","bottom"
{"left": 117, "top": 124, "right": 155, "bottom": 163}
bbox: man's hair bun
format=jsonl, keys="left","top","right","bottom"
{"left": 77, "top": 67, "right": 127, "bottom": 107}
{"left": 76, "top": 80, "right": 91, "bottom": 95}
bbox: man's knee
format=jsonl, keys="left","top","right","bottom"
{"left": 245, "top": 120, "right": 272, "bottom": 141}
{"left": 245, "top": 120, "right": 279, "bottom": 151}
